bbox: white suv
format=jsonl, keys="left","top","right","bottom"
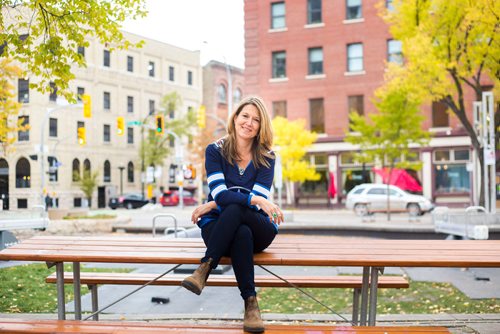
{"left": 345, "top": 183, "right": 434, "bottom": 216}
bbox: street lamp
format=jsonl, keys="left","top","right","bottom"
{"left": 118, "top": 166, "right": 125, "bottom": 196}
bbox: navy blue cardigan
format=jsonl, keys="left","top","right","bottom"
{"left": 198, "top": 139, "right": 278, "bottom": 232}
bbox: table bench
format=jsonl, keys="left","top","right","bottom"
{"left": 0, "top": 318, "right": 451, "bottom": 333}
{"left": 1, "top": 235, "right": 499, "bottom": 327}
{"left": 45, "top": 272, "right": 409, "bottom": 322}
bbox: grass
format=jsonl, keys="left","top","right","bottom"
{"left": 259, "top": 281, "right": 500, "bottom": 314}
{"left": 0, "top": 263, "right": 131, "bottom": 313}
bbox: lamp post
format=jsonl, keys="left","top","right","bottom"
{"left": 118, "top": 166, "right": 125, "bottom": 196}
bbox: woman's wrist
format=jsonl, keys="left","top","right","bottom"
{"left": 250, "top": 194, "right": 261, "bottom": 206}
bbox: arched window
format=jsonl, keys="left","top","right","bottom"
{"left": 47, "top": 156, "right": 58, "bottom": 182}
{"left": 72, "top": 159, "right": 80, "bottom": 181}
{"left": 104, "top": 160, "right": 111, "bottom": 182}
{"left": 15, "top": 157, "right": 30, "bottom": 188}
{"left": 233, "top": 88, "right": 242, "bottom": 104}
{"left": 83, "top": 159, "right": 91, "bottom": 177}
{"left": 0, "top": 159, "right": 8, "bottom": 210}
{"left": 217, "top": 84, "right": 227, "bottom": 104}
{"left": 127, "top": 161, "right": 134, "bottom": 183}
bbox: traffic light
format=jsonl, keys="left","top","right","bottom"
{"left": 82, "top": 94, "right": 92, "bottom": 118}
{"left": 155, "top": 115, "right": 165, "bottom": 136}
{"left": 117, "top": 116, "right": 124, "bottom": 136}
{"left": 77, "top": 126, "right": 86, "bottom": 145}
{"left": 197, "top": 105, "right": 206, "bottom": 129}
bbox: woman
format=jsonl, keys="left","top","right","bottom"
{"left": 181, "top": 96, "right": 284, "bottom": 333}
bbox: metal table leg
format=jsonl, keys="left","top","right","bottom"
{"left": 55, "top": 262, "right": 66, "bottom": 320}
{"left": 73, "top": 262, "right": 81, "bottom": 320}
{"left": 368, "top": 267, "right": 383, "bottom": 326}
{"left": 359, "top": 266, "right": 370, "bottom": 326}
{"left": 89, "top": 284, "right": 99, "bottom": 321}
{"left": 352, "top": 288, "right": 360, "bottom": 325}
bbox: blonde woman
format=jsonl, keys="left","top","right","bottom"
{"left": 182, "top": 96, "right": 283, "bottom": 333}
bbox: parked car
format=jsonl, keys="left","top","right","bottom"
{"left": 345, "top": 183, "right": 434, "bottom": 216}
{"left": 109, "top": 193, "right": 149, "bottom": 210}
{"left": 159, "top": 190, "right": 198, "bottom": 206}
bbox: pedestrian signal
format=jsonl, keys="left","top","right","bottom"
{"left": 117, "top": 116, "right": 125, "bottom": 136}
{"left": 82, "top": 94, "right": 92, "bottom": 118}
{"left": 155, "top": 115, "right": 165, "bottom": 136}
{"left": 197, "top": 105, "right": 206, "bottom": 129}
{"left": 77, "top": 127, "right": 86, "bottom": 145}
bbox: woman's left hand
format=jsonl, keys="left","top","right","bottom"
{"left": 191, "top": 201, "right": 217, "bottom": 224}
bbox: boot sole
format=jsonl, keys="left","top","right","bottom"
{"left": 181, "top": 279, "right": 202, "bottom": 295}
{"left": 243, "top": 325, "right": 265, "bottom": 333}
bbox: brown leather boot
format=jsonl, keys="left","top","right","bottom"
{"left": 181, "top": 258, "right": 213, "bottom": 295}
{"left": 243, "top": 296, "right": 264, "bottom": 333}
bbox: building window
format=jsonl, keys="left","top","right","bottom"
{"left": 77, "top": 121, "right": 84, "bottom": 142}
{"left": 386, "top": 0, "right": 394, "bottom": 11}
{"left": 15, "top": 157, "right": 30, "bottom": 188}
{"left": 169, "top": 66, "right": 175, "bottom": 81}
{"left": 347, "top": 43, "right": 363, "bottom": 72}
{"left": 169, "top": 106, "right": 175, "bottom": 119}
{"left": 74, "top": 198, "right": 82, "bottom": 207}
{"left": 104, "top": 160, "right": 111, "bottom": 182}
{"left": 49, "top": 118, "right": 57, "bottom": 137}
{"left": 77, "top": 87, "right": 85, "bottom": 102}
{"left": 387, "top": 39, "right": 403, "bottom": 64}
{"left": 18, "top": 116, "right": 29, "bottom": 141}
{"left": 307, "top": 0, "right": 322, "bottom": 24}
{"left": 48, "top": 156, "right": 58, "bottom": 182}
{"left": 432, "top": 100, "right": 449, "bottom": 127}
{"left": 148, "top": 61, "right": 155, "bottom": 77}
{"left": 127, "top": 127, "right": 134, "bottom": 144}
{"left": 103, "top": 124, "right": 111, "bottom": 143}
{"left": 308, "top": 47, "right": 323, "bottom": 75}
{"left": 103, "top": 50, "right": 110, "bottom": 67}
{"left": 300, "top": 154, "right": 329, "bottom": 196}
{"left": 271, "top": 2, "right": 286, "bottom": 29}
{"left": 17, "top": 199, "right": 28, "bottom": 209}
{"left": 127, "top": 96, "right": 134, "bottom": 113}
{"left": 272, "top": 51, "right": 286, "bottom": 78}
{"left": 127, "top": 55, "right": 134, "bottom": 72}
{"left": 217, "top": 84, "right": 227, "bottom": 104}
{"left": 49, "top": 82, "right": 58, "bottom": 102}
{"left": 127, "top": 162, "right": 134, "bottom": 182}
{"left": 18, "top": 79, "right": 29, "bottom": 103}
{"left": 233, "top": 88, "right": 242, "bottom": 104}
{"left": 72, "top": 158, "right": 80, "bottom": 182}
{"left": 434, "top": 149, "right": 471, "bottom": 194}
{"left": 103, "top": 92, "right": 110, "bottom": 110}
{"left": 272, "top": 101, "right": 287, "bottom": 118}
{"left": 83, "top": 158, "right": 91, "bottom": 175}
{"left": 187, "top": 70, "right": 193, "bottom": 85}
{"left": 346, "top": 0, "right": 362, "bottom": 20}
{"left": 309, "top": 98, "right": 325, "bottom": 133}
{"left": 77, "top": 46, "right": 85, "bottom": 58}
{"left": 149, "top": 99, "right": 155, "bottom": 115}
{"left": 348, "top": 95, "right": 364, "bottom": 130}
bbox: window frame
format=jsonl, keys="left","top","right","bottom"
{"left": 347, "top": 43, "right": 363, "bottom": 72}
{"left": 309, "top": 98, "right": 325, "bottom": 133}
{"left": 127, "top": 55, "right": 134, "bottom": 72}
{"left": 103, "top": 124, "right": 111, "bottom": 143}
{"left": 346, "top": 0, "right": 362, "bottom": 20}
{"left": 272, "top": 51, "right": 287, "bottom": 78}
{"left": 103, "top": 49, "right": 110, "bottom": 67}
{"left": 271, "top": 1, "right": 286, "bottom": 29}
{"left": 307, "top": 0, "right": 322, "bottom": 24}
{"left": 18, "top": 79, "right": 29, "bottom": 103}
{"left": 103, "top": 92, "right": 111, "bottom": 110}
{"left": 49, "top": 118, "right": 58, "bottom": 138}
{"left": 308, "top": 47, "right": 324, "bottom": 75}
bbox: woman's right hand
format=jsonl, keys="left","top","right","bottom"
{"left": 251, "top": 195, "right": 284, "bottom": 225}
{"left": 191, "top": 201, "right": 217, "bottom": 224}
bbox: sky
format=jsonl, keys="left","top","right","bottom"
{"left": 122, "top": 0, "right": 245, "bottom": 69}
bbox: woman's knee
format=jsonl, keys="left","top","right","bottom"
{"left": 221, "top": 203, "right": 244, "bottom": 219}
{"left": 234, "top": 224, "right": 253, "bottom": 241}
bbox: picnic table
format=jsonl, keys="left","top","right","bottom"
{"left": 0, "top": 235, "right": 499, "bottom": 327}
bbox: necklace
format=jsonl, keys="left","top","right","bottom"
{"left": 238, "top": 167, "right": 245, "bottom": 176}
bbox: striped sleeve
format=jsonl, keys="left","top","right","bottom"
{"left": 248, "top": 152, "right": 275, "bottom": 210}
{"left": 205, "top": 144, "right": 249, "bottom": 206}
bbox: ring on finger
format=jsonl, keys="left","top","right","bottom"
{"left": 272, "top": 212, "right": 278, "bottom": 219}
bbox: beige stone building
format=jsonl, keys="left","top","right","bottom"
{"left": 1, "top": 32, "right": 202, "bottom": 211}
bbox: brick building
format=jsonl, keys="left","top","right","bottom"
{"left": 244, "top": 0, "right": 485, "bottom": 208}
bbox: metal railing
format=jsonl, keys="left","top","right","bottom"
{"left": 152, "top": 213, "right": 185, "bottom": 238}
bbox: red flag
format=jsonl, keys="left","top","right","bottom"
{"left": 328, "top": 172, "right": 337, "bottom": 198}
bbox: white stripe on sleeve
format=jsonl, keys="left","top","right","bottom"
{"left": 207, "top": 172, "right": 225, "bottom": 186}
{"left": 211, "top": 184, "right": 227, "bottom": 199}
{"left": 252, "top": 184, "right": 270, "bottom": 198}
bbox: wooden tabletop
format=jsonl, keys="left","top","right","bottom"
{"left": 1, "top": 235, "right": 499, "bottom": 268}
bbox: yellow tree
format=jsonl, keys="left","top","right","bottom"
{"left": 272, "top": 117, "right": 319, "bottom": 205}
{"left": 0, "top": 59, "right": 29, "bottom": 155}
{"left": 383, "top": 0, "right": 499, "bottom": 205}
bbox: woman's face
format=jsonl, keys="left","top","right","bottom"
{"left": 234, "top": 104, "right": 261, "bottom": 142}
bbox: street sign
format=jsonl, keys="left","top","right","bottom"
{"left": 127, "top": 120, "right": 143, "bottom": 126}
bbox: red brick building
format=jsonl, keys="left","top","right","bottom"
{"left": 244, "top": 0, "right": 482, "bottom": 207}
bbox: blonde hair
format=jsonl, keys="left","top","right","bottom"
{"left": 222, "top": 95, "right": 274, "bottom": 168}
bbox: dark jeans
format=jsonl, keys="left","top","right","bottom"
{"left": 201, "top": 204, "right": 277, "bottom": 299}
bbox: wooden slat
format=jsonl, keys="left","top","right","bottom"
{"left": 0, "top": 318, "right": 451, "bottom": 333}
{"left": 45, "top": 273, "right": 410, "bottom": 289}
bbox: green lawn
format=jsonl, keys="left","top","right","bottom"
{"left": 0, "top": 263, "right": 131, "bottom": 313}
{"left": 258, "top": 281, "right": 500, "bottom": 314}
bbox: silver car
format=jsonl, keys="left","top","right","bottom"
{"left": 345, "top": 183, "right": 434, "bottom": 216}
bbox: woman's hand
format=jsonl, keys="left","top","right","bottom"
{"left": 251, "top": 195, "right": 284, "bottom": 225}
{"left": 191, "top": 201, "right": 217, "bottom": 224}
